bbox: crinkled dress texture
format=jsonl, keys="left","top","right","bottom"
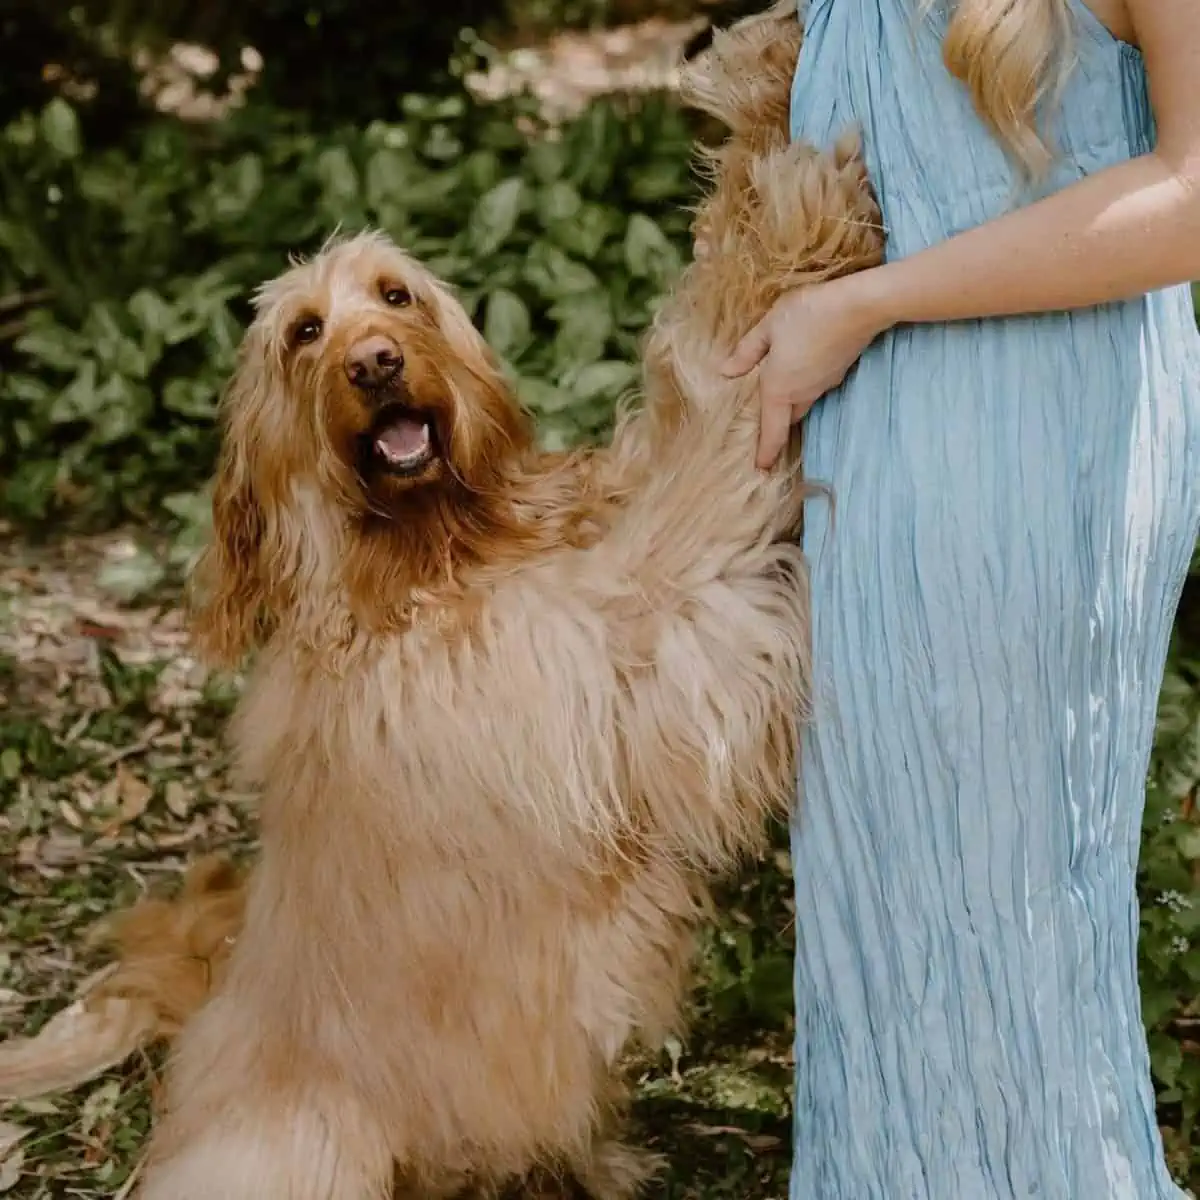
{"left": 788, "top": 1, "right": 1200, "bottom": 1197}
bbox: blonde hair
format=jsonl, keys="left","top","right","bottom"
{"left": 932, "top": 0, "right": 1076, "bottom": 173}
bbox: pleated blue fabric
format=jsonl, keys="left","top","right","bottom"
{"left": 788, "top": 1, "right": 1200, "bottom": 1196}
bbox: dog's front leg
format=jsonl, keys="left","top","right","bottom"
{"left": 135, "top": 991, "right": 392, "bottom": 1200}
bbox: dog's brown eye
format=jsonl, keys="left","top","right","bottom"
{"left": 292, "top": 317, "right": 323, "bottom": 346}
{"left": 382, "top": 286, "right": 412, "bottom": 308}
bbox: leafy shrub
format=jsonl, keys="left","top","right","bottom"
{"left": 1143, "top": 622, "right": 1200, "bottom": 1179}
{"left": 0, "top": 89, "right": 696, "bottom": 527}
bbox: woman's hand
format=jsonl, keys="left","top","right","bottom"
{"left": 721, "top": 272, "right": 892, "bottom": 469}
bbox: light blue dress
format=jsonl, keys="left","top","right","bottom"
{"left": 789, "top": 1, "right": 1200, "bottom": 1196}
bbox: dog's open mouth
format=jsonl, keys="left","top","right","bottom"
{"left": 366, "top": 405, "right": 439, "bottom": 476}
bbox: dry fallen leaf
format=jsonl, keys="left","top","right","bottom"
{"left": 116, "top": 764, "right": 153, "bottom": 824}
{"left": 58, "top": 798, "right": 84, "bottom": 830}
{"left": 164, "top": 779, "right": 192, "bottom": 819}
{"left": 12, "top": 1099, "right": 58, "bottom": 1117}
{"left": 0, "top": 1148, "right": 23, "bottom": 1193}
{"left": 0, "top": 1120, "right": 29, "bottom": 1193}
{"left": 0, "top": 1122, "right": 27, "bottom": 1159}
{"left": 683, "top": 1122, "right": 781, "bottom": 1151}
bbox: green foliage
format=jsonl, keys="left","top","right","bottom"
{"left": 0, "top": 90, "right": 695, "bottom": 527}
{"left": 1143, "top": 632, "right": 1200, "bottom": 1180}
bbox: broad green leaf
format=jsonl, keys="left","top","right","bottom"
{"left": 482, "top": 289, "right": 532, "bottom": 361}
{"left": 566, "top": 360, "right": 639, "bottom": 403}
{"left": 0, "top": 747, "right": 21, "bottom": 780}
{"left": 84, "top": 304, "right": 150, "bottom": 380}
{"left": 627, "top": 157, "right": 690, "bottom": 203}
{"left": 163, "top": 490, "right": 213, "bottom": 569}
{"left": 549, "top": 292, "right": 613, "bottom": 373}
{"left": 316, "top": 146, "right": 360, "bottom": 206}
{"left": 535, "top": 413, "right": 584, "bottom": 453}
{"left": 537, "top": 181, "right": 582, "bottom": 227}
{"left": 162, "top": 490, "right": 211, "bottom": 524}
{"left": 15, "top": 322, "right": 85, "bottom": 373}
{"left": 209, "top": 154, "right": 265, "bottom": 221}
{"left": 523, "top": 242, "right": 600, "bottom": 301}
{"left": 91, "top": 376, "right": 153, "bottom": 445}
{"left": 1149, "top": 1033, "right": 1184, "bottom": 1088}
{"left": 128, "top": 289, "right": 175, "bottom": 341}
{"left": 0, "top": 373, "right": 54, "bottom": 407}
{"left": 1171, "top": 903, "right": 1200, "bottom": 934}
{"left": 1179, "top": 827, "right": 1200, "bottom": 861}
{"left": 428, "top": 94, "right": 468, "bottom": 121}
{"left": 518, "top": 377, "right": 574, "bottom": 415}
{"left": 422, "top": 124, "right": 463, "bottom": 162}
{"left": 525, "top": 139, "right": 570, "bottom": 185}
{"left": 624, "top": 214, "right": 682, "bottom": 289}
{"left": 205, "top": 307, "right": 245, "bottom": 370}
{"left": 549, "top": 201, "right": 618, "bottom": 261}
{"left": 468, "top": 178, "right": 526, "bottom": 257}
{"left": 162, "top": 378, "right": 218, "bottom": 420}
{"left": 460, "top": 149, "right": 503, "bottom": 195}
{"left": 398, "top": 169, "right": 462, "bottom": 213}
{"left": 96, "top": 548, "right": 166, "bottom": 601}
{"left": 564, "top": 103, "right": 622, "bottom": 196}
{"left": 40, "top": 98, "right": 81, "bottom": 159}
{"left": 49, "top": 362, "right": 100, "bottom": 424}
{"left": 3, "top": 459, "right": 58, "bottom": 520}
{"left": 365, "top": 148, "right": 415, "bottom": 212}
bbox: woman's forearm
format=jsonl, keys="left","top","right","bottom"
{"left": 858, "top": 151, "right": 1200, "bottom": 330}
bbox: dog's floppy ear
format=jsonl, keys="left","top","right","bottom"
{"left": 431, "top": 284, "right": 534, "bottom": 481}
{"left": 189, "top": 339, "right": 276, "bottom": 668}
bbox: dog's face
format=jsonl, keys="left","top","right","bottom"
{"left": 248, "top": 232, "right": 524, "bottom": 509}
{"left": 282, "top": 258, "right": 449, "bottom": 496}
{"left": 191, "top": 232, "right": 534, "bottom": 664}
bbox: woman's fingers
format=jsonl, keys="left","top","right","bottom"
{"left": 756, "top": 396, "right": 796, "bottom": 470}
{"left": 721, "top": 320, "right": 771, "bottom": 378}
{"left": 720, "top": 307, "right": 815, "bottom": 467}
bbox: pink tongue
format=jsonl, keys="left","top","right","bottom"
{"left": 374, "top": 417, "right": 430, "bottom": 463}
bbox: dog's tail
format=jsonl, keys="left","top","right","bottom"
{"left": 0, "top": 855, "right": 245, "bottom": 1100}
{"left": 0, "top": 995, "right": 160, "bottom": 1101}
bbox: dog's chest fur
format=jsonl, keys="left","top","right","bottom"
{"left": 217, "top": 625, "right": 702, "bottom": 1169}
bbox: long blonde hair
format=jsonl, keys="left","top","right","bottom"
{"left": 932, "top": 0, "right": 1076, "bottom": 172}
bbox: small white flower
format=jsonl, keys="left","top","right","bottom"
{"left": 1158, "top": 890, "right": 1189, "bottom": 912}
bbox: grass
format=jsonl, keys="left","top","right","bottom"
{"left": 0, "top": 529, "right": 797, "bottom": 1199}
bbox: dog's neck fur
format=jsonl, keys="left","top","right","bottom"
{"left": 275, "top": 445, "right": 619, "bottom": 662}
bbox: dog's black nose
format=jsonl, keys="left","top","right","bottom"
{"left": 344, "top": 335, "right": 403, "bottom": 389}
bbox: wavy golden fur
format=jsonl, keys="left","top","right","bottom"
{"left": 0, "top": 4, "right": 885, "bottom": 1196}
{"left": 0, "top": 856, "right": 244, "bottom": 1103}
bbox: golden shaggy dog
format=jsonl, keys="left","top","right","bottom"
{"left": 0, "top": 5, "right": 883, "bottom": 1196}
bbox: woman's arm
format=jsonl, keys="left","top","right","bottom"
{"left": 858, "top": 0, "right": 1200, "bottom": 327}
{"left": 724, "top": 0, "right": 1200, "bottom": 469}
